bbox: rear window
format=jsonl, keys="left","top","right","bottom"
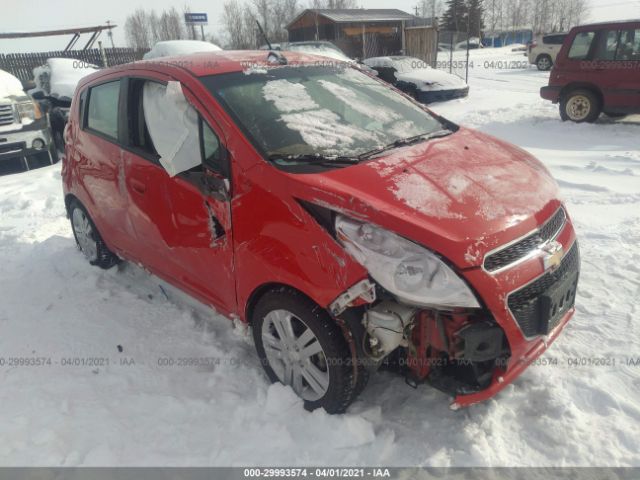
{"left": 86, "top": 81, "right": 120, "bottom": 139}
{"left": 543, "top": 34, "right": 566, "bottom": 45}
{"left": 568, "top": 31, "right": 595, "bottom": 60}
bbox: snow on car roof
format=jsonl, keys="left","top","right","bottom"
{"left": 143, "top": 40, "right": 222, "bottom": 60}
{"left": 32, "top": 58, "right": 99, "bottom": 100}
{"left": 0, "top": 68, "right": 26, "bottom": 99}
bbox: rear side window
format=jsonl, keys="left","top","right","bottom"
{"left": 593, "top": 30, "right": 620, "bottom": 60}
{"left": 568, "top": 31, "right": 595, "bottom": 59}
{"left": 617, "top": 29, "right": 640, "bottom": 60}
{"left": 543, "top": 35, "right": 566, "bottom": 45}
{"left": 86, "top": 81, "right": 120, "bottom": 139}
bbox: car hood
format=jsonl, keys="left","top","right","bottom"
{"left": 395, "top": 69, "right": 467, "bottom": 91}
{"left": 288, "top": 127, "right": 561, "bottom": 269}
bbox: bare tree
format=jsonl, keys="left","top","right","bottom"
{"left": 125, "top": 7, "right": 187, "bottom": 48}
{"left": 124, "top": 9, "right": 153, "bottom": 49}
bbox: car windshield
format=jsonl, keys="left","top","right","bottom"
{"left": 200, "top": 65, "right": 445, "bottom": 166}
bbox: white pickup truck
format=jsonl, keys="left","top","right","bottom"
{"left": 527, "top": 33, "right": 568, "bottom": 70}
{"left": 0, "top": 69, "right": 56, "bottom": 176}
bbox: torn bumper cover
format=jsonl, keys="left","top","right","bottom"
{"left": 450, "top": 307, "right": 573, "bottom": 409}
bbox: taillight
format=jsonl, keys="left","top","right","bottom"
{"left": 529, "top": 41, "right": 537, "bottom": 52}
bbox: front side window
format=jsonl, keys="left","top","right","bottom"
{"left": 201, "top": 66, "right": 445, "bottom": 168}
{"left": 568, "top": 31, "right": 595, "bottom": 60}
{"left": 86, "top": 81, "right": 120, "bottom": 139}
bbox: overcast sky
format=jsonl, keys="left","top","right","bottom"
{"left": 1, "top": 0, "right": 639, "bottom": 53}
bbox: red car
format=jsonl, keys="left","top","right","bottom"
{"left": 541, "top": 20, "right": 640, "bottom": 122}
{"left": 63, "top": 51, "right": 579, "bottom": 413}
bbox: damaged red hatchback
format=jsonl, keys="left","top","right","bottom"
{"left": 62, "top": 51, "right": 579, "bottom": 413}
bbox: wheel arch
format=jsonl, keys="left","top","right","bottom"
{"left": 560, "top": 82, "right": 603, "bottom": 106}
{"left": 244, "top": 282, "right": 322, "bottom": 325}
{"left": 64, "top": 193, "right": 80, "bottom": 217}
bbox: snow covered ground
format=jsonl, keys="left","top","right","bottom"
{"left": 1, "top": 46, "right": 639, "bottom": 466}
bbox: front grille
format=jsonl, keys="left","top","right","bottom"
{"left": 484, "top": 207, "right": 566, "bottom": 272}
{"left": 0, "top": 104, "right": 15, "bottom": 126}
{"left": 507, "top": 242, "right": 580, "bottom": 338}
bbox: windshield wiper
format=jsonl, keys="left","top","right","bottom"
{"left": 268, "top": 153, "right": 361, "bottom": 167}
{"left": 358, "top": 129, "right": 453, "bottom": 160}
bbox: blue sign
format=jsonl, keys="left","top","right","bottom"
{"left": 184, "top": 13, "right": 208, "bottom": 25}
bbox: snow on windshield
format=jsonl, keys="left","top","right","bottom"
{"left": 262, "top": 79, "right": 380, "bottom": 153}
{"left": 317, "top": 79, "right": 400, "bottom": 122}
{"left": 263, "top": 80, "right": 320, "bottom": 112}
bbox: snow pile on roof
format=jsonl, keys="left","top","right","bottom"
{"left": 32, "top": 58, "right": 98, "bottom": 100}
{"left": 0, "top": 69, "right": 25, "bottom": 100}
{"left": 143, "top": 40, "right": 222, "bottom": 60}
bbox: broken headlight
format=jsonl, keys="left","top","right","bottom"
{"left": 335, "top": 215, "right": 480, "bottom": 309}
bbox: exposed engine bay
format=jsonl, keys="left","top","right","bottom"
{"left": 334, "top": 281, "right": 511, "bottom": 397}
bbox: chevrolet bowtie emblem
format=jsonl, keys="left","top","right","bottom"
{"left": 541, "top": 241, "right": 564, "bottom": 271}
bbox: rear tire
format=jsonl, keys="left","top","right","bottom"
{"left": 560, "top": 89, "right": 601, "bottom": 123}
{"left": 69, "top": 200, "right": 119, "bottom": 269}
{"left": 252, "top": 289, "right": 357, "bottom": 414}
{"left": 536, "top": 54, "right": 552, "bottom": 71}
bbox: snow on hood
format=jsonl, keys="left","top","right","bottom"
{"left": 287, "top": 128, "right": 560, "bottom": 268}
{"left": 364, "top": 56, "right": 467, "bottom": 91}
{"left": 0, "top": 69, "right": 26, "bottom": 100}
{"left": 143, "top": 40, "right": 222, "bottom": 60}
{"left": 32, "top": 58, "right": 98, "bottom": 100}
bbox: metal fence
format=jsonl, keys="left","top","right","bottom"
{"left": 435, "top": 31, "right": 473, "bottom": 82}
{"left": 0, "top": 48, "right": 149, "bottom": 83}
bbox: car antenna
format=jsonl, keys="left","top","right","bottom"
{"left": 256, "top": 20, "right": 272, "bottom": 50}
{"left": 256, "top": 20, "right": 287, "bottom": 65}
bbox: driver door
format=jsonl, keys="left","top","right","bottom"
{"left": 120, "top": 75, "right": 236, "bottom": 314}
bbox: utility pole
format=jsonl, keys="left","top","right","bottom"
{"left": 106, "top": 19, "right": 115, "bottom": 48}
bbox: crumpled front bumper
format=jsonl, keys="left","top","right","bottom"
{"left": 451, "top": 305, "right": 574, "bottom": 409}
{"left": 450, "top": 208, "right": 579, "bottom": 407}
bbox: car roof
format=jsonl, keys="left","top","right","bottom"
{"left": 572, "top": 19, "right": 640, "bottom": 29}
{"left": 77, "top": 50, "right": 331, "bottom": 87}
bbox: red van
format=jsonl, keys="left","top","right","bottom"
{"left": 63, "top": 51, "right": 579, "bottom": 413}
{"left": 541, "top": 20, "right": 640, "bottom": 122}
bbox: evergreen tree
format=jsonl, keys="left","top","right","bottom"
{"left": 467, "top": 0, "right": 485, "bottom": 38}
{"left": 440, "top": 0, "right": 468, "bottom": 33}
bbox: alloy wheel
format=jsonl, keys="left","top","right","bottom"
{"left": 261, "top": 309, "right": 330, "bottom": 401}
{"left": 72, "top": 208, "right": 98, "bottom": 262}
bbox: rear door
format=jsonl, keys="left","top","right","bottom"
{"left": 75, "top": 77, "right": 138, "bottom": 256}
{"left": 591, "top": 26, "right": 640, "bottom": 110}
{"left": 120, "top": 74, "right": 236, "bottom": 314}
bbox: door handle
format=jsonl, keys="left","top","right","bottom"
{"left": 130, "top": 178, "right": 147, "bottom": 194}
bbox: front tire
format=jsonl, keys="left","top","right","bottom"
{"left": 69, "top": 200, "right": 119, "bottom": 269}
{"left": 252, "top": 289, "right": 357, "bottom": 414}
{"left": 560, "top": 89, "right": 601, "bottom": 123}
